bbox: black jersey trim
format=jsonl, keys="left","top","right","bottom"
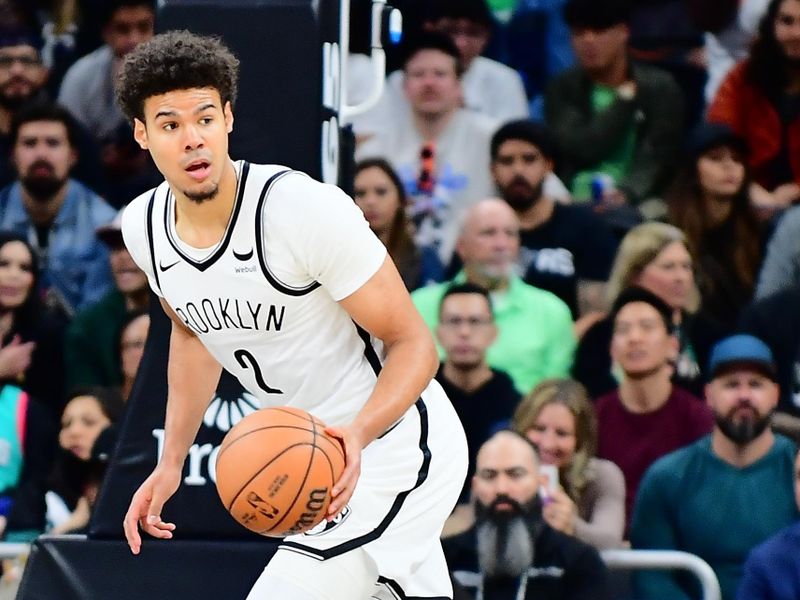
{"left": 163, "top": 160, "right": 250, "bottom": 272}
{"left": 144, "top": 189, "right": 162, "bottom": 295}
{"left": 377, "top": 576, "right": 452, "bottom": 600}
{"left": 255, "top": 169, "right": 321, "bottom": 296}
{"left": 357, "top": 322, "right": 403, "bottom": 440}
{"left": 278, "top": 397, "right": 432, "bottom": 560}
{"left": 355, "top": 323, "right": 382, "bottom": 376}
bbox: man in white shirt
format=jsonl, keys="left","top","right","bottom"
{"left": 353, "top": 0, "right": 528, "bottom": 135}
{"left": 356, "top": 33, "right": 498, "bottom": 265}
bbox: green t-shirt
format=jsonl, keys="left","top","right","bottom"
{"left": 630, "top": 435, "right": 799, "bottom": 600}
{"left": 571, "top": 85, "right": 637, "bottom": 201}
{"left": 486, "top": 0, "right": 516, "bottom": 21}
{"left": 411, "top": 274, "right": 575, "bottom": 393}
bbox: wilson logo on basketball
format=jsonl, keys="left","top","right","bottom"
{"left": 287, "top": 488, "right": 329, "bottom": 534}
{"left": 304, "top": 505, "right": 351, "bottom": 537}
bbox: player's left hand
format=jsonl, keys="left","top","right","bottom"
{"left": 323, "top": 425, "right": 364, "bottom": 520}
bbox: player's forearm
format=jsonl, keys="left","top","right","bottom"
{"left": 159, "top": 330, "right": 222, "bottom": 469}
{"left": 350, "top": 329, "right": 438, "bottom": 446}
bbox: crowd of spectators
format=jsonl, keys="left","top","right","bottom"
{"left": 355, "top": 0, "right": 800, "bottom": 597}
{"left": 2, "top": 0, "right": 800, "bottom": 598}
{"left": 0, "top": 0, "right": 156, "bottom": 577}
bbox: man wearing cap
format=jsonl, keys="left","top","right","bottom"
{"left": 490, "top": 119, "right": 618, "bottom": 321}
{"left": 630, "top": 333, "right": 799, "bottom": 600}
{"left": 64, "top": 212, "right": 149, "bottom": 390}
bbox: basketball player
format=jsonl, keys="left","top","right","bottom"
{"left": 117, "top": 31, "right": 468, "bottom": 600}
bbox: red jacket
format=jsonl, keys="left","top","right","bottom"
{"left": 707, "top": 60, "right": 800, "bottom": 189}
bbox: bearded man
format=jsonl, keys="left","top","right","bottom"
{"left": 490, "top": 120, "right": 617, "bottom": 320}
{"left": 0, "top": 102, "right": 116, "bottom": 316}
{"left": 412, "top": 198, "right": 575, "bottom": 394}
{"left": 630, "top": 334, "right": 800, "bottom": 600}
{"left": 443, "top": 430, "right": 610, "bottom": 600}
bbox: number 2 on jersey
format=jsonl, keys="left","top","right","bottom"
{"left": 234, "top": 349, "right": 283, "bottom": 394}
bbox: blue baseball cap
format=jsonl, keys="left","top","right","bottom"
{"left": 708, "top": 334, "right": 776, "bottom": 380}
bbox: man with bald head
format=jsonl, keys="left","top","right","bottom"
{"left": 412, "top": 198, "right": 574, "bottom": 393}
{"left": 443, "top": 430, "right": 610, "bottom": 599}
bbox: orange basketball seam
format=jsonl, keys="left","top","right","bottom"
{"left": 315, "top": 432, "right": 345, "bottom": 461}
{"left": 224, "top": 441, "right": 315, "bottom": 511}
{"left": 217, "top": 424, "right": 317, "bottom": 463}
{"left": 260, "top": 441, "right": 317, "bottom": 535}
{"left": 314, "top": 445, "right": 340, "bottom": 489}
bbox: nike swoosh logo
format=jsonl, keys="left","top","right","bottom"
{"left": 233, "top": 248, "right": 254, "bottom": 261}
{"left": 159, "top": 260, "right": 180, "bottom": 272}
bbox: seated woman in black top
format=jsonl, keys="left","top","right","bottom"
{"left": 0, "top": 232, "right": 66, "bottom": 418}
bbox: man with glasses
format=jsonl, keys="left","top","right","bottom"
{"left": 412, "top": 198, "right": 575, "bottom": 395}
{"left": 0, "top": 28, "right": 50, "bottom": 188}
{"left": 435, "top": 282, "right": 520, "bottom": 501}
{"left": 0, "top": 27, "right": 108, "bottom": 194}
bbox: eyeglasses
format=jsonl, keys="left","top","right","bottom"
{"left": 440, "top": 316, "right": 493, "bottom": 329}
{"left": 0, "top": 55, "right": 41, "bottom": 69}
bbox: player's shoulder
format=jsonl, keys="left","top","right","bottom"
{"left": 121, "top": 181, "right": 168, "bottom": 231}
{"left": 248, "top": 162, "right": 348, "bottom": 213}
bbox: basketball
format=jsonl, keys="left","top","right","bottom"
{"left": 214, "top": 406, "right": 346, "bottom": 537}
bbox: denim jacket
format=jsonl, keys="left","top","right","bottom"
{"left": 0, "top": 180, "right": 116, "bottom": 315}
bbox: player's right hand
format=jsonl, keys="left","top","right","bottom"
{"left": 123, "top": 465, "right": 181, "bottom": 555}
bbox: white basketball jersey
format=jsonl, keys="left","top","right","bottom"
{"left": 121, "top": 161, "right": 389, "bottom": 426}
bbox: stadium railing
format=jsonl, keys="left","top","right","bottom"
{"left": 0, "top": 543, "right": 28, "bottom": 560}
{"left": 600, "top": 549, "right": 721, "bottom": 600}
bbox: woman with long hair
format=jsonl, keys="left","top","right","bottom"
{"left": 668, "top": 123, "right": 763, "bottom": 326}
{"left": 354, "top": 158, "right": 443, "bottom": 290}
{"left": 0, "top": 232, "right": 65, "bottom": 417}
{"left": 573, "top": 222, "right": 728, "bottom": 398}
{"left": 513, "top": 379, "right": 625, "bottom": 549}
{"left": 118, "top": 309, "right": 149, "bottom": 401}
{"left": 708, "top": 0, "right": 800, "bottom": 206}
{"left": 4, "top": 386, "right": 125, "bottom": 543}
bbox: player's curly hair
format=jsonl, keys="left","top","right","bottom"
{"left": 116, "top": 30, "right": 239, "bottom": 122}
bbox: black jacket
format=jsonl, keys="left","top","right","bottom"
{"left": 443, "top": 524, "right": 610, "bottom": 600}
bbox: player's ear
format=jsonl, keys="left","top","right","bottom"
{"left": 224, "top": 101, "right": 234, "bottom": 133}
{"left": 133, "top": 118, "right": 149, "bottom": 150}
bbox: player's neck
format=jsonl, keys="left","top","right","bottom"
{"left": 172, "top": 159, "right": 238, "bottom": 247}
